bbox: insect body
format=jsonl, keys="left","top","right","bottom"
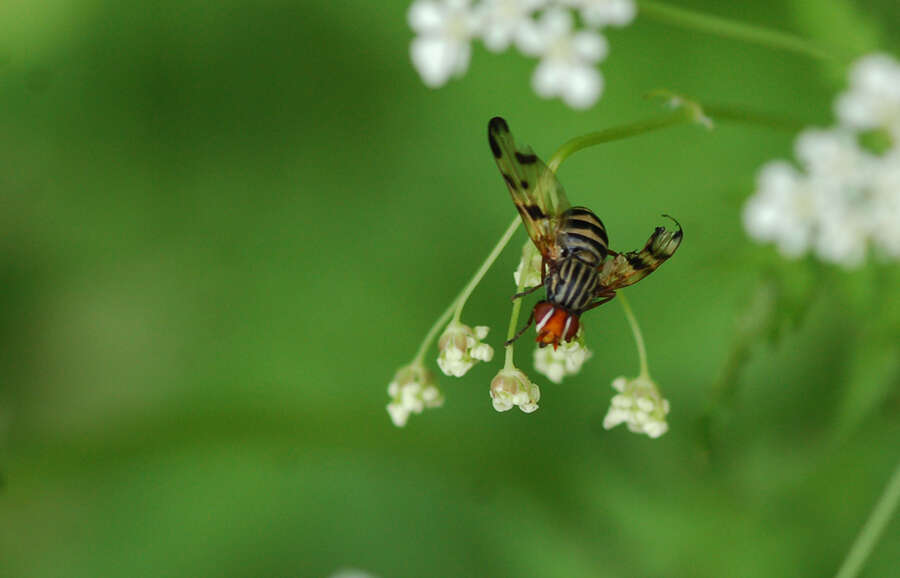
{"left": 488, "top": 116, "right": 683, "bottom": 348}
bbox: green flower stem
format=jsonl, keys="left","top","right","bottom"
{"left": 504, "top": 242, "right": 535, "bottom": 369}
{"left": 619, "top": 294, "right": 650, "bottom": 379}
{"left": 638, "top": 0, "right": 850, "bottom": 64}
{"left": 413, "top": 216, "right": 520, "bottom": 365}
{"left": 548, "top": 109, "right": 691, "bottom": 172}
{"left": 702, "top": 103, "right": 806, "bottom": 133}
{"left": 452, "top": 216, "right": 521, "bottom": 323}
{"left": 549, "top": 97, "right": 808, "bottom": 172}
{"left": 835, "top": 460, "right": 900, "bottom": 578}
{"left": 412, "top": 299, "right": 457, "bottom": 367}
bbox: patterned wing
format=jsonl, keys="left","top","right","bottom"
{"left": 598, "top": 216, "right": 683, "bottom": 290}
{"left": 488, "top": 117, "right": 570, "bottom": 259}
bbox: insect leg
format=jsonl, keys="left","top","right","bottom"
{"left": 504, "top": 315, "right": 535, "bottom": 347}
{"left": 512, "top": 284, "right": 543, "bottom": 300}
{"left": 582, "top": 290, "right": 617, "bottom": 312}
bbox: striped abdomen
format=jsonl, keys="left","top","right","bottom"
{"left": 545, "top": 257, "right": 599, "bottom": 313}
{"left": 557, "top": 207, "right": 609, "bottom": 265}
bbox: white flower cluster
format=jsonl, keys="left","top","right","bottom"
{"left": 408, "top": 0, "right": 637, "bottom": 109}
{"left": 513, "top": 241, "right": 543, "bottom": 288}
{"left": 490, "top": 367, "right": 541, "bottom": 413}
{"left": 437, "top": 321, "right": 494, "bottom": 376}
{"left": 386, "top": 364, "right": 444, "bottom": 427}
{"left": 602, "top": 375, "right": 669, "bottom": 438}
{"left": 533, "top": 331, "right": 591, "bottom": 382}
{"left": 743, "top": 53, "right": 900, "bottom": 267}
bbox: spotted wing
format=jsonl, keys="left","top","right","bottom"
{"left": 488, "top": 117, "right": 570, "bottom": 259}
{"left": 598, "top": 216, "right": 683, "bottom": 291}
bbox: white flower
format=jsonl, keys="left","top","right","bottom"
{"left": 386, "top": 364, "right": 444, "bottom": 427}
{"left": 477, "top": 0, "right": 546, "bottom": 53}
{"left": 409, "top": 0, "right": 481, "bottom": 88}
{"left": 743, "top": 128, "right": 897, "bottom": 268}
{"left": 490, "top": 367, "right": 541, "bottom": 413}
{"left": 513, "top": 241, "right": 543, "bottom": 288}
{"left": 533, "top": 332, "right": 591, "bottom": 383}
{"left": 602, "top": 375, "right": 669, "bottom": 438}
{"left": 835, "top": 53, "right": 900, "bottom": 139}
{"left": 743, "top": 161, "right": 821, "bottom": 258}
{"left": 562, "top": 0, "right": 637, "bottom": 28}
{"left": 518, "top": 8, "right": 608, "bottom": 109}
{"left": 744, "top": 53, "right": 900, "bottom": 268}
{"left": 794, "top": 128, "right": 873, "bottom": 187}
{"left": 437, "top": 321, "right": 494, "bottom": 377}
{"left": 791, "top": 129, "right": 874, "bottom": 268}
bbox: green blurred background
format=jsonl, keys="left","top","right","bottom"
{"left": 1, "top": 1, "right": 898, "bottom": 576}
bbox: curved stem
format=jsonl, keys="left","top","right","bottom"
{"left": 619, "top": 294, "right": 650, "bottom": 378}
{"left": 453, "top": 216, "right": 521, "bottom": 324}
{"left": 413, "top": 216, "right": 520, "bottom": 365}
{"left": 638, "top": 0, "right": 850, "bottom": 64}
{"left": 702, "top": 103, "right": 806, "bottom": 133}
{"left": 549, "top": 97, "right": 808, "bottom": 174}
{"left": 412, "top": 300, "right": 456, "bottom": 366}
{"left": 548, "top": 110, "right": 691, "bottom": 172}
{"left": 835, "top": 460, "right": 900, "bottom": 578}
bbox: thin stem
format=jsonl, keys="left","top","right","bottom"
{"left": 835, "top": 460, "right": 900, "bottom": 578}
{"left": 453, "top": 216, "right": 521, "bottom": 323}
{"left": 549, "top": 96, "right": 809, "bottom": 174}
{"left": 703, "top": 103, "right": 807, "bottom": 133}
{"left": 638, "top": 0, "right": 850, "bottom": 64}
{"left": 619, "top": 294, "right": 649, "bottom": 378}
{"left": 548, "top": 110, "right": 691, "bottom": 172}
{"left": 504, "top": 242, "right": 535, "bottom": 369}
{"left": 412, "top": 299, "right": 457, "bottom": 366}
{"left": 413, "top": 216, "right": 520, "bottom": 365}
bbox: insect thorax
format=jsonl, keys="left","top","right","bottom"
{"left": 557, "top": 207, "right": 609, "bottom": 266}
{"left": 545, "top": 257, "right": 599, "bottom": 313}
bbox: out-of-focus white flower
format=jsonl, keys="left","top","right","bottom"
{"left": 743, "top": 161, "right": 820, "bottom": 258}
{"left": 387, "top": 364, "right": 444, "bottom": 427}
{"left": 835, "top": 53, "right": 900, "bottom": 139}
{"left": 518, "top": 8, "right": 608, "bottom": 109}
{"left": 602, "top": 375, "right": 669, "bottom": 438}
{"left": 562, "top": 0, "right": 637, "bottom": 28}
{"left": 409, "top": 0, "right": 481, "bottom": 87}
{"left": 533, "top": 331, "right": 591, "bottom": 383}
{"left": 745, "top": 52, "right": 900, "bottom": 268}
{"left": 437, "top": 321, "right": 494, "bottom": 377}
{"left": 743, "top": 127, "right": 900, "bottom": 268}
{"left": 477, "top": 0, "right": 546, "bottom": 52}
{"left": 513, "top": 241, "right": 543, "bottom": 288}
{"left": 794, "top": 128, "right": 873, "bottom": 187}
{"left": 490, "top": 367, "right": 541, "bottom": 413}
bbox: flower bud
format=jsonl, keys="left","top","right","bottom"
{"left": 437, "top": 322, "right": 494, "bottom": 377}
{"left": 602, "top": 375, "right": 670, "bottom": 438}
{"left": 490, "top": 368, "right": 541, "bottom": 413}
{"left": 386, "top": 364, "right": 443, "bottom": 427}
